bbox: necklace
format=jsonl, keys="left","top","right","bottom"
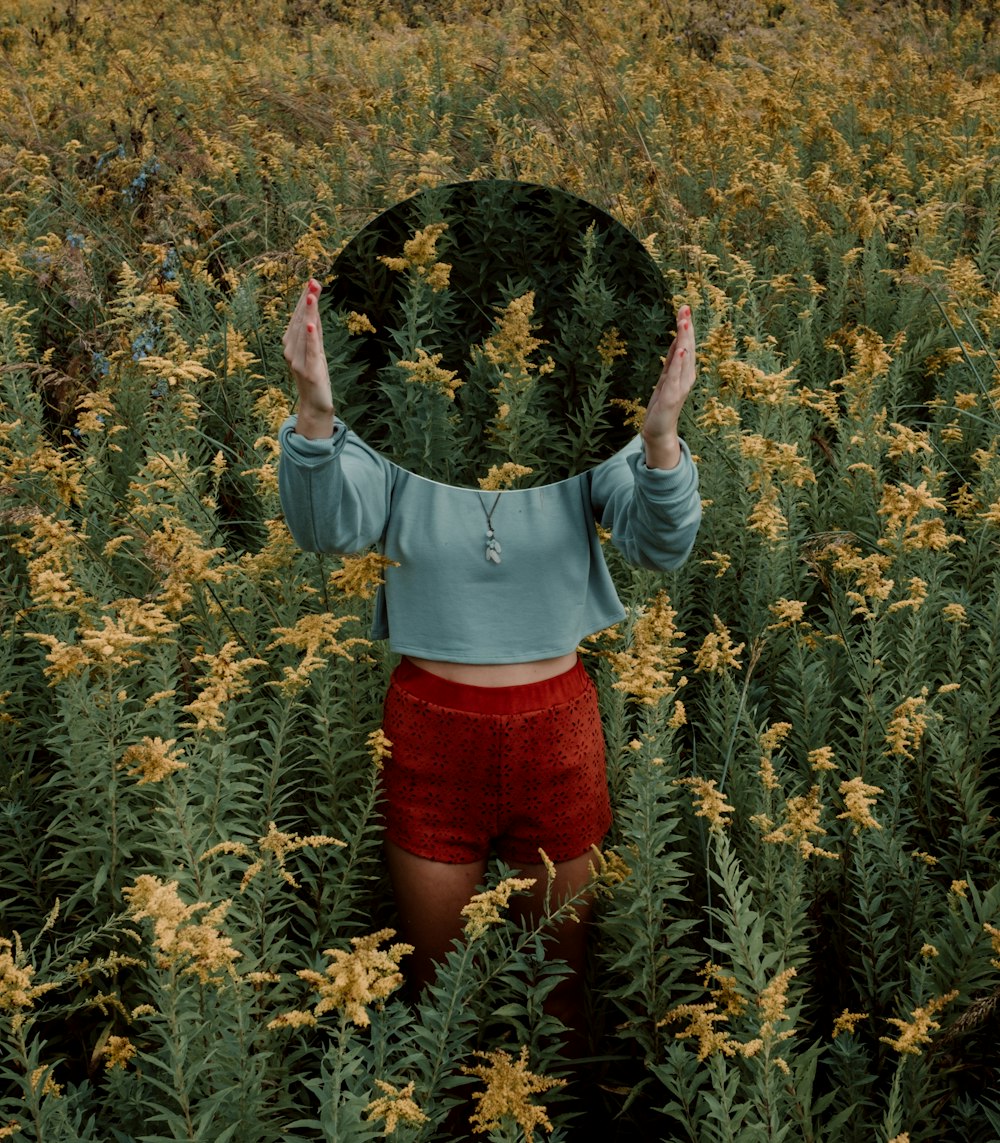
{"left": 476, "top": 492, "right": 503, "bottom": 564}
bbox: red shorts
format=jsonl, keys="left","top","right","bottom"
{"left": 380, "top": 656, "right": 611, "bottom": 865}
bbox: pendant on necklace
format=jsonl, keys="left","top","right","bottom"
{"left": 485, "top": 527, "right": 502, "bottom": 564}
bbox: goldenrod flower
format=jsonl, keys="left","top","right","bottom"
{"left": 183, "top": 641, "right": 268, "bottom": 733}
{"left": 123, "top": 876, "right": 240, "bottom": 984}
{"left": 0, "top": 939, "right": 58, "bottom": 1029}
{"left": 461, "top": 878, "right": 536, "bottom": 940}
{"left": 202, "top": 823, "right": 344, "bottom": 890}
{"left": 767, "top": 598, "right": 807, "bottom": 629}
{"left": 102, "top": 1036, "right": 137, "bottom": 1071}
{"left": 693, "top": 615, "right": 745, "bottom": 675}
{"left": 29, "top": 1067, "right": 61, "bottom": 1098}
{"left": 674, "top": 777, "right": 735, "bottom": 832}
{"left": 884, "top": 690, "right": 931, "bottom": 759}
{"left": 295, "top": 929, "right": 413, "bottom": 1028}
{"left": 608, "top": 591, "right": 687, "bottom": 705}
{"left": 880, "top": 990, "right": 958, "bottom": 1055}
{"left": 950, "top": 879, "right": 969, "bottom": 898}
{"left": 367, "top": 729, "right": 393, "bottom": 770}
{"left": 478, "top": 462, "right": 534, "bottom": 491}
{"left": 365, "top": 1080, "right": 429, "bottom": 1133}
{"left": 461, "top": 1046, "right": 565, "bottom": 1143}
{"left": 396, "top": 348, "right": 462, "bottom": 401}
{"left": 120, "top": 737, "right": 187, "bottom": 784}
{"left": 832, "top": 1009, "right": 868, "bottom": 1037}
{"left": 761, "top": 786, "right": 839, "bottom": 861}
{"left": 808, "top": 746, "right": 837, "bottom": 772}
{"left": 837, "top": 777, "right": 884, "bottom": 832}
{"left": 659, "top": 1001, "right": 743, "bottom": 1060}
{"left": 329, "top": 553, "right": 398, "bottom": 600}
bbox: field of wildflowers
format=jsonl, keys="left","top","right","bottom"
{"left": 2, "top": 0, "right": 1000, "bottom": 1139}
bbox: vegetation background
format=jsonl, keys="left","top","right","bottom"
{"left": 2, "top": 0, "right": 1000, "bottom": 1139}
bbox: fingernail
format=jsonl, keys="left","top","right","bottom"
{"left": 307, "top": 322, "right": 315, "bottom": 333}
{"left": 308, "top": 279, "right": 320, "bottom": 292}
{"left": 682, "top": 319, "right": 690, "bottom": 331}
{"left": 306, "top": 295, "right": 314, "bottom": 306}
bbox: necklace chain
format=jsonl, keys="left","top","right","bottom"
{"left": 476, "top": 492, "right": 503, "bottom": 564}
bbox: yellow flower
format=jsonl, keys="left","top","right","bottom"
{"left": 674, "top": 777, "right": 735, "bottom": 832}
{"left": 837, "top": 777, "right": 884, "bottom": 832}
{"left": 102, "top": 1036, "right": 137, "bottom": 1071}
{"left": 293, "top": 929, "right": 413, "bottom": 1028}
{"left": 693, "top": 615, "right": 745, "bottom": 674}
{"left": 832, "top": 1009, "right": 868, "bottom": 1037}
{"left": 0, "top": 939, "right": 59, "bottom": 1024}
{"left": 365, "top": 1080, "right": 429, "bottom": 1133}
{"left": 950, "top": 879, "right": 969, "bottom": 898}
{"left": 461, "top": 878, "right": 537, "bottom": 940}
{"left": 607, "top": 591, "right": 687, "bottom": 705}
{"left": 267, "top": 613, "right": 368, "bottom": 694}
{"left": 884, "top": 689, "right": 930, "bottom": 759}
{"left": 202, "top": 823, "right": 344, "bottom": 890}
{"left": 761, "top": 786, "right": 839, "bottom": 861}
{"left": 702, "top": 551, "right": 733, "bottom": 578}
{"left": 880, "top": 990, "right": 958, "bottom": 1055}
{"left": 767, "top": 598, "right": 807, "bottom": 629}
{"left": 659, "top": 1001, "right": 744, "bottom": 1060}
{"left": 942, "top": 602, "right": 968, "bottom": 625}
{"left": 478, "top": 462, "right": 534, "bottom": 490}
{"left": 808, "top": 746, "right": 837, "bottom": 772}
{"left": 461, "top": 1046, "right": 565, "bottom": 1143}
{"left": 396, "top": 347, "right": 462, "bottom": 401}
{"left": 345, "top": 311, "right": 376, "bottom": 335}
{"left": 183, "top": 642, "right": 268, "bottom": 733}
{"left": 119, "top": 737, "right": 187, "bottom": 784}
{"left": 123, "top": 876, "right": 240, "bottom": 984}
{"left": 329, "top": 553, "right": 398, "bottom": 600}
{"left": 367, "top": 729, "right": 393, "bottom": 770}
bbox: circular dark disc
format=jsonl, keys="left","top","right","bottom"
{"left": 324, "top": 180, "right": 670, "bottom": 486}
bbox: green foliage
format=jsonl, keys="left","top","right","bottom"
{"left": 2, "top": 0, "right": 1000, "bottom": 1138}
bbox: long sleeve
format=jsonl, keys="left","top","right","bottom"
{"left": 278, "top": 416, "right": 394, "bottom": 554}
{"left": 590, "top": 437, "right": 702, "bottom": 570}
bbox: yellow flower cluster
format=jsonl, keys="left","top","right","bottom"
{"left": 693, "top": 615, "right": 745, "bottom": 675}
{"left": 119, "top": 736, "right": 187, "bottom": 785}
{"left": 607, "top": 591, "right": 687, "bottom": 705}
{"left": 837, "top": 777, "right": 884, "bottom": 833}
{"left": 674, "top": 777, "right": 735, "bottom": 833}
{"left": 482, "top": 292, "right": 554, "bottom": 380}
{"left": 271, "top": 929, "right": 413, "bottom": 1029}
{"left": 364, "top": 1080, "right": 429, "bottom": 1133}
{"left": 884, "top": 690, "right": 931, "bottom": 759}
{"left": 879, "top": 990, "right": 959, "bottom": 1055}
{"left": 396, "top": 347, "right": 463, "bottom": 401}
{"left": 124, "top": 876, "right": 240, "bottom": 984}
{"left": 183, "top": 641, "right": 268, "bottom": 733}
{"left": 202, "top": 822, "right": 344, "bottom": 891}
{"left": 461, "top": 877, "right": 537, "bottom": 940}
{"left": 328, "top": 552, "right": 399, "bottom": 600}
{"left": 379, "top": 222, "right": 451, "bottom": 291}
{"left": 461, "top": 1046, "right": 565, "bottom": 1143}
{"left": 267, "top": 613, "right": 369, "bottom": 693}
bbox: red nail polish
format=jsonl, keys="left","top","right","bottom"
{"left": 307, "top": 322, "right": 315, "bottom": 333}
{"left": 306, "top": 295, "right": 314, "bottom": 306}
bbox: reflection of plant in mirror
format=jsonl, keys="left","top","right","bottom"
{"left": 325, "top": 181, "right": 670, "bottom": 486}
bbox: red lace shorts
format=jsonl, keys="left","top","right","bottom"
{"left": 379, "top": 656, "right": 611, "bottom": 865}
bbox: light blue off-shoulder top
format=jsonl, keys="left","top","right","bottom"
{"left": 278, "top": 416, "right": 701, "bottom": 664}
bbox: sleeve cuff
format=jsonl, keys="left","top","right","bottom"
{"left": 279, "top": 415, "right": 349, "bottom": 462}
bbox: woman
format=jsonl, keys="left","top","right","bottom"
{"left": 278, "top": 277, "right": 701, "bottom": 1044}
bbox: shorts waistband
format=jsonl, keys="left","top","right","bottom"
{"left": 391, "top": 656, "right": 590, "bottom": 714}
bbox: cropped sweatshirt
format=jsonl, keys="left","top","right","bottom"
{"left": 278, "top": 416, "right": 702, "bottom": 664}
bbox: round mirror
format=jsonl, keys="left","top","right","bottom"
{"left": 323, "top": 180, "right": 671, "bottom": 487}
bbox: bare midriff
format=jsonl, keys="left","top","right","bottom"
{"left": 406, "top": 652, "right": 579, "bottom": 687}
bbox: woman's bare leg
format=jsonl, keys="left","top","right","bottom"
{"left": 384, "top": 840, "right": 488, "bottom": 993}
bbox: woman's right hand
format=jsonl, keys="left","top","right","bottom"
{"left": 283, "top": 278, "right": 335, "bottom": 439}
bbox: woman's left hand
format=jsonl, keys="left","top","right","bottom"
{"left": 641, "top": 305, "right": 697, "bottom": 470}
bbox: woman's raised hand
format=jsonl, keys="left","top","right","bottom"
{"left": 283, "top": 278, "right": 335, "bottom": 440}
{"left": 641, "top": 305, "right": 697, "bottom": 470}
